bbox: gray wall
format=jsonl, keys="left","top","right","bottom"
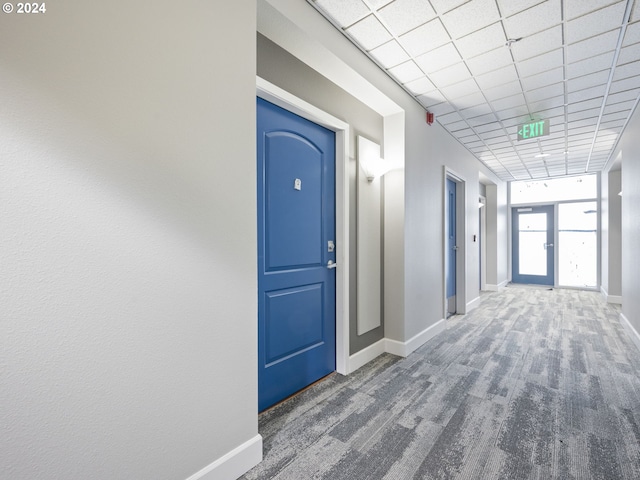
{"left": 1, "top": 2, "right": 259, "bottom": 479}
{"left": 256, "top": 34, "right": 386, "bottom": 354}
{"left": 619, "top": 105, "right": 640, "bottom": 329}
{"left": 601, "top": 169, "right": 622, "bottom": 299}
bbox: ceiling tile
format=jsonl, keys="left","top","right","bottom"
{"left": 459, "top": 102, "right": 493, "bottom": 118}
{"left": 568, "top": 97, "right": 606, "bottom": 112}
{"left": 497, "top": 0, "right": 546, "bottom": 18}
{"left": 466, "top": 47, "right": 514, "bottom": 76}
{"left": 398, "top": 19, "right": 449, "bottom": 56}
{"left": 566, "top": 51, "right": 615, "bottom": 78}
{"left": 403, "top": 76, "right": 436, "bottom": 95}
{"left": 491, "top": 93, "right": 527, "bottom": 112}
{"left": 417, "top": 90, "right": 446, "bottom": 107}
{"left": 568, "top": 107, "right": 601, "bottom": 122}
{"left": 613, "top": 60, "right": 640, "bottom": 80}
{"left": 527, "top": 83, "right": 565, "bottom": 103}
{"left": 529, "top": 94, "right": 566, "bottom": 111}
{"left": 370, "top": 40, "right": 410, "bottom": 68}
{"left": 415, "top": 43, "right": 462, "bottom": 73}
{"left": 517, "top": 49, "right": 564, "bottom": 78}
{"left": 475, "top": 65, "right": 519, "bottom": 90}
{"left": 441, "top": 0, "right": 501, "bottom": 39}
{"left": 569, "top": 86, "right": 606, "bottom": 104}
{"left": 346, "top": 14, "right": 392, "bottom": 50}
{"left": 368, "top": 0, "right": 394, "bottom": 7}
{"left": 603, "top": 100, "right": 637, "bottom": 114}
{"left": 565, "top": 2, "right": 626, "bottom": 44}
{"left": 566, "top": 70, "right": 611, "bottom": 92}
{"left": 503, "top": 0, "right": 561, "bottom": 39}
{"left": 602, "top": 109, "right": 631, "bottom": 122}
{"left": 483, "top": 80, "right": 523, "bottom": 101}
{"left": 438, "top": 110, "right": 464, "bottom": 124}
{"left": 388, "top": 60, "right": 424, "bottom": 83}
{"left": 429, "top": 0, "right": 468, "bottom": 15}
{"left": 566, "top": 30, "right": 618, "bottom": 63}
{"left": 618, "top": 42, "right": 640, "bottom": 65}
{"left": 451, "top": 90, "right": 487, "bottom": 109}
{"left": 455, "top": 23, "right": 506, "bottom": 59}
{"left": 623, "top": 21, "right": 640, "bottom": 46}
{"left": 429, "top": 62, "right": 472, "bottom": 87}
{"left": 423, "top": 101, "right": 456, "bottom": 116}
{"left": 468, "top": 112, "right": 498, "bottom": 127}
{"left": 606, "top": 88, "right": 640, "bottom": 104}
{"left": 520, "top": 67, "right": 564, "bottom": 90}
{"left": 564, "top": 0, "right": 623, "bottom": 21}
{"left": 377, "top": 0, "right": 436, "bottom": 36}
{"left": 510, "top": 26, "right": 563, "bottom": 62}
{"left": 610, "top": 76, "right": 640, "bottom": 94}
{"left": 314, "top": 0, "right": 370, "bottom": 27}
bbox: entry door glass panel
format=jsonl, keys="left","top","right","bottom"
{"left": 558, "top": 202, "right": 597, "bottom": 287}
{"left": 518, "top": 213, "right": 547, "bottom": 276}
{"left": 512, "top": 205, "right": 554, "bottom": 285}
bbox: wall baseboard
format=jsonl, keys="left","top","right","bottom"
{"left": 466, "top": 296, "right": 481, "bottom": 312}
{"left": 185, "top": 434, "right": 262, "bottom": 480}
{"left": 348, "top": 338, "right": 386, "bottom": 374}
{"left": 485, "top": 280, "right": 508, "bottom": 291}
{"left": 385, "top": 319, "right": 446, "bottom": 358}
{"left": 620, "top": 313, "right": 640, "bottom": 353}
{"left": 600, "top": 286, "right": 622, "bottom": 305}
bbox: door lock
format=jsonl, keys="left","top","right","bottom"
{"left": 328, "top": 240, "right": 335, "bottom": 252}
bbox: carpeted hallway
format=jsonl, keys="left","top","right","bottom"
{"left": 241, "top": 286, "right": 640, "bottom": 479}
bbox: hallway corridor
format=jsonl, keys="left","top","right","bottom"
{"left": 242, "top": 287, "right": 639, "bottom": 479}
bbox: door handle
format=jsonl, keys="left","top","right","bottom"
{"left": 327, "top": 260, "right": 337, "bottom": 269}
{"left": 544, "top": 243, "right": 554, "bottom": 249}
{"left": 452, "top": 246, "right": 459, "bottom": 250}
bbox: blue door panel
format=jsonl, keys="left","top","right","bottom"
{"left": 446, "top": 178, "right": 456, "bottom": 299}
{"left": 257, "top": 97, "right": 336, "bottom": 412}
{"left": 265, "top": 132, "right": 323, "bottom": 270}
{"left": 265, "top": 283, "right": 324, "bottom": 365}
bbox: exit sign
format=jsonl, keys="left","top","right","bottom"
{"left": 517, "top": 119, "right": 549, "bottom": 141}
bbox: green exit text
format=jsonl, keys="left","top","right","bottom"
{"left": 517, "top": 119, "right": 549, "bottom": 141}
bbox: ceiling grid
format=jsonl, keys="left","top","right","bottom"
{"left": 309, "top": 0, "right": 640, "bottom": 181}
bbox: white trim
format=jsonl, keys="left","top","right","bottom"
{"left": 385, "top": 320, "right": 446, "bottom": 358}
{"left": 257, "top": 76, "right": 350, "bottom": 375}
{"left": 486, "top": 280, "right": 508, "bottom": 291}
{"left": 620, "top": 313, "right": 640, "bottom": 352}
{"left": 348, "top": 339, "right": 386, "bottom": 373}
{"left": 600, "top": 286, "right": 622, "bottom": 304}
{"left": 185, "top": 435, "right": 262, "bottom": 480}
{"left": 466, "top": 296, "right": 482, "bottom": 312}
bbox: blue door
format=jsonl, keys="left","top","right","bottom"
{"left": 512, "top": 205, "right": 554, "bottom": 286}
{"left": 446, "top": 178, "right": 456, "bottom": 315}
{"left": 257, "top": 98, "right": 336, "bottom": 412}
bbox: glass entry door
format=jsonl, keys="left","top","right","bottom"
{"left": 512, "top": 205, "right": 554, "bottom": 286}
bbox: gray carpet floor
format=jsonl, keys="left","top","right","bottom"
{"left": 241, "top": 286, "right": 640, "bottom": 479}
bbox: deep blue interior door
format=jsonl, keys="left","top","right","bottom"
{"left": 512, "top": 205, "right": 554, "bottom": 286}
{"left": 257, "top": 97, "right": 336, "bottom": 412}
{"left": 446, "top": 178, "right": 457, "bottom": 314}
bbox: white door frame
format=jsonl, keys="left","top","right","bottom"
{"left": 256, "top": 77, "right": 350, "bottom": 375}
{"left": 479, "top": 194, "right": 487, "bottom": 291}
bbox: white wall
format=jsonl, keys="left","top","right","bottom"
{"left": 1, "top": 2, "right": 259, "bottom": 479}
{"left": 601, "top": 169, "right": 622, "bottom": 300}
{"left": 619, "top": 105, "right": 640, "bottom": 333}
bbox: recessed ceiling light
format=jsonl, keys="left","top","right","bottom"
{"left": 534, "top": 153, "right": 550, "bottom": 158}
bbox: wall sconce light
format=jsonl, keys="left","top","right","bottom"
{"left": 360, "top": 155, "right": 393, "bottom": 182}
{"left": 358, "top": 136, "right": 393, "bottom": 182}
{"left": 619, "top": 191, "right": 623, "bottom": 196}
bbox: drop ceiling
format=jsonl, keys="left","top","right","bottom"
{"left": 308, "top": 0, "right": 640, "bottom": 181}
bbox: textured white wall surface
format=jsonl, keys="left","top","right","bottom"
{"left": 1, "top": 2, "right": 258, "bottom": 479}
{"left": 620, "top": 106, "right": 640, "bottom": 330}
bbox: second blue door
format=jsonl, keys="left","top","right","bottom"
{"left": 257, "top": 98, "right": 336, "bottom": 412}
